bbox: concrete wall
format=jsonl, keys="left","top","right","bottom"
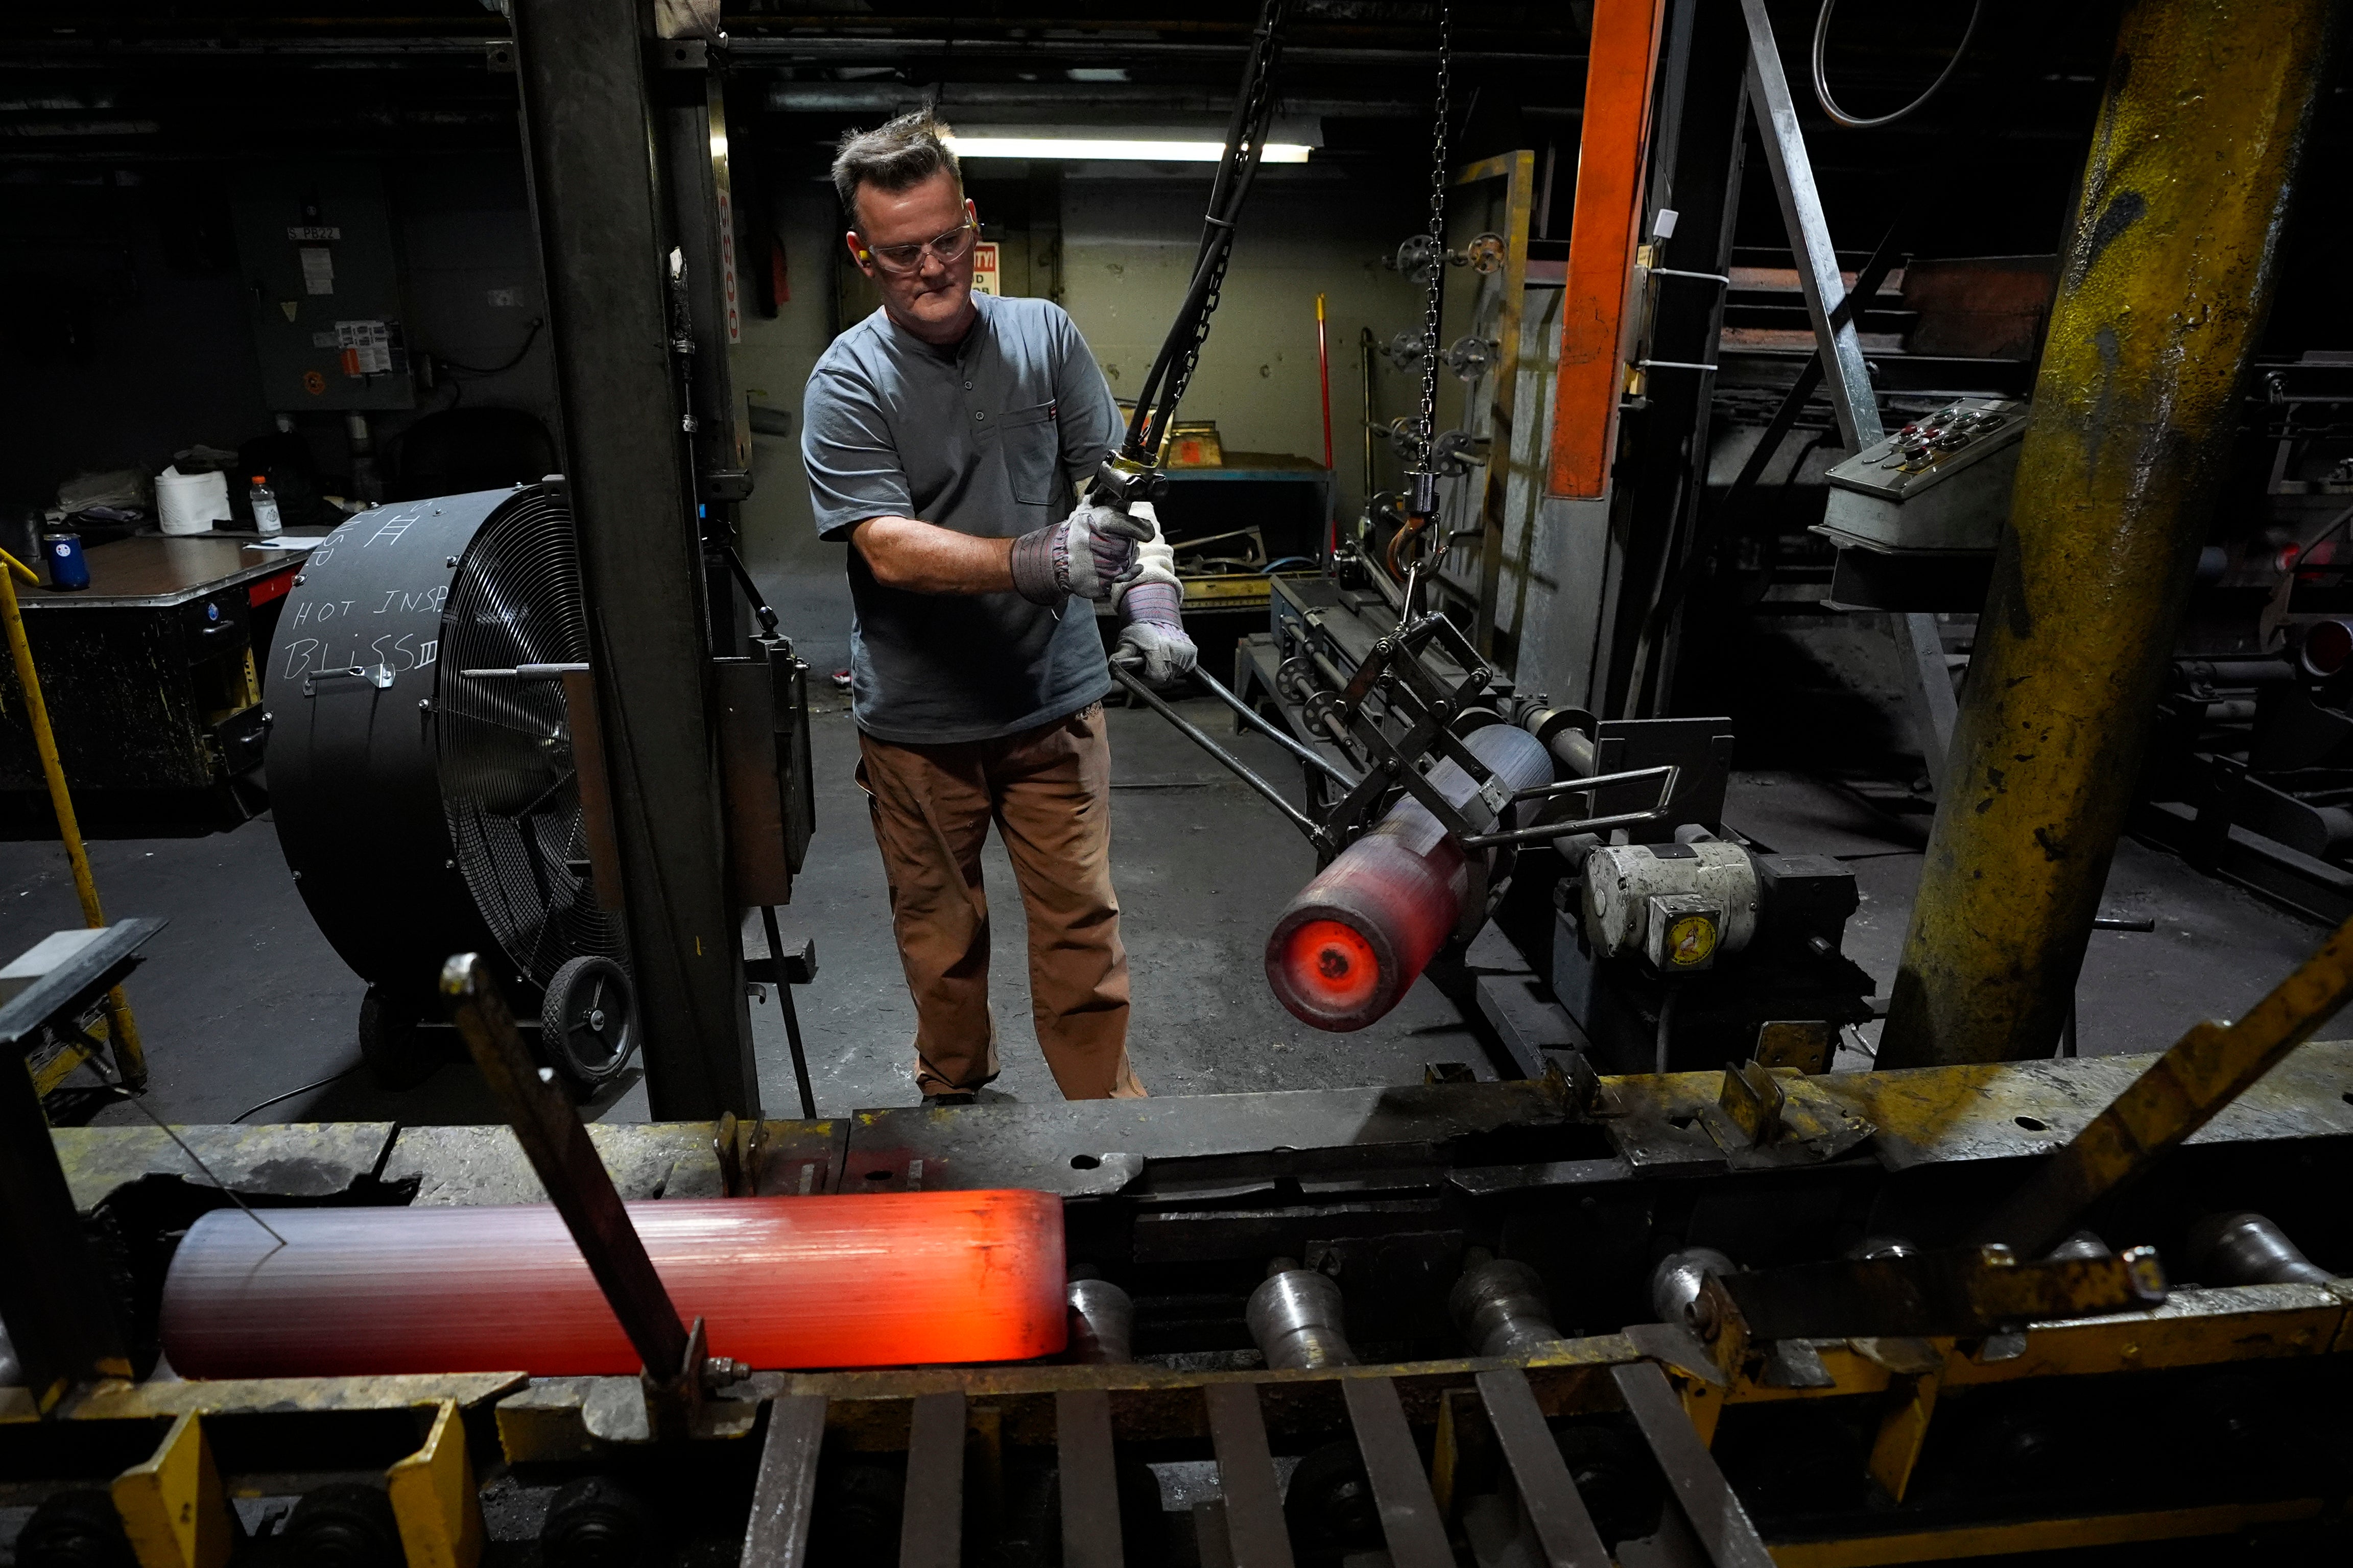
{"left": 1058, "top": 167, "right": 1425, "bottom": 526}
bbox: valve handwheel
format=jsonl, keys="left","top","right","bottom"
{"left": 539, "top": 954, "right": 638, "bottom": 1095}
{"left": 1462, "top": 231, "right": 1506, "bottom": 274}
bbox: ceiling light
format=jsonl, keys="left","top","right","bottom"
{"left": 944, "top": 135, "right": 1311, "bottom": 163}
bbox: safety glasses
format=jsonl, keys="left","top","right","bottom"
{"left": 862, "top": 220, "right": 980, "bottom": 275}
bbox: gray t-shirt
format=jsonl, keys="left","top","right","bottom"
{"left": 801, "top": 293, "right": 1123, "bottom": 744}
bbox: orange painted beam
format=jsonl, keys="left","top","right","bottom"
{"left": 1547, "top": 0, "right": 1669, "bottom": 498}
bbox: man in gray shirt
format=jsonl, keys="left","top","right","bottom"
{"left": 801, "top": 112, "right": 1195, "bottom": 1104}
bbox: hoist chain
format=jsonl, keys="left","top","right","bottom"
{"left": 1140, "top": 0, "right": 1288, "bottom": 459}
{"left": 1415, "top": 0, "right": 1452, "bottom": 453}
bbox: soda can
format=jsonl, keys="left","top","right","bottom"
{"left": 43, "top": 532, "right": 90, "bottom": 591}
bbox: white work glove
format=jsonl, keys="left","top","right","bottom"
{"left": 1113, "top": 581, "right": 1197, "bottom": 687}
{"left": 1009, "top": 502, "right": 1153, "bottom": 605}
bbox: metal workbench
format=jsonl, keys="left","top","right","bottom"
{"left": 0, "top": 532, "right": 324, "bottom": 831}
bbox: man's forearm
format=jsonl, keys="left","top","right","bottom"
{"left": 850, "top": 515, "right": 1016, "bottom": 595}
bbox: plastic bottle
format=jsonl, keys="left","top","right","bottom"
{"left": 249, "top": 475, "right": 282, "bottom": 537}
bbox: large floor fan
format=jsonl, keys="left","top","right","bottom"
{"left": 266, "top": 483, "right": 635, "bottom": 1094}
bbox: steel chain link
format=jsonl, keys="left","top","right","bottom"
{"left": 1415, "top": 0, "right": 1452, "bottom": 449}
{"left": 1151, "top": 1, "right": 1288, "bottom": 454}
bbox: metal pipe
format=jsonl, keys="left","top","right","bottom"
{"left": 1739, "top": 0, "right": 1879, "bottom": 452}
{"left": 1266, "top": 722, "right": 1553, "bottom": 1030}
{"left": 2175, "top": 657, "right": 2296, "bottom": 687}
{"left": 1520, "top": 706, "right": 1599, "bottom": 776}
{"left": 1882, "top": 0, "right": 2340, "bottom": 1068}
{"left": 1187, "top": 666, "right": 1360, "bottom": 789}
{"left": 160, "top": 1191, "right": 1068, "bottom": 1377}
{"left": 1316, "top": 293, "right": 1334, "bottom": 560}
{"left": 1110, "top": 667, "right": 1330, "bottom": 850}
{"left": 761, "top": 905, "right": 817, "bottom": 1121}
{"left": 734, "top": 37, "right": 1586, "bottom": 66}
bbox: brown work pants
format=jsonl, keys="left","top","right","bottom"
{"left": 857, "top": 702, "right": 1145, "bottom": 1100}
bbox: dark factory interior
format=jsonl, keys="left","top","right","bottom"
{"left": 3, "top": 3, "right": 2352, "bottom": 1566}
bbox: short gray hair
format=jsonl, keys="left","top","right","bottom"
{"left": 832, "top": 112, "right": 963, "bottom": 222}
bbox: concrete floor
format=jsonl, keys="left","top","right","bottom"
{"left": 1, "top": 570, "right": 2335, "bottom": 1127}
{"left": 6, "top": 684, "right": 1481, "bottom": 1128}
{"left": 1721, "top": 769, "right": 2330, "bottom": 1068}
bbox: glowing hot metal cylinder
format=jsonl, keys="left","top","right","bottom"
{"left": 160, "top": 1190, "right": 1066, "bottom": 1377}
{"left": 1267, "top": 723, "right": 1553, "bottom": 1030}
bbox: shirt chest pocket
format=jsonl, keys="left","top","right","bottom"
{"left": 997, "top": 400, "right": 1059, "bottom": 508}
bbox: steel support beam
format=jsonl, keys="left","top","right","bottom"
{"left": 1891, "top": 611, "right": 1956, "bottom": 786}
{"left": 1544, "top": 0, "right": 1668, "bottom": 500}
{"left": 510, "top": 0, "right": 759, "bottom": 1116}
{"left": 1882, "top": 0, "right": 2339, "bottom": 1068}
{"left": 656, "top": 44, "right": 753, "bottom": 655}
{"left": 1610, "top": 0, "right": 1745, "bottom": 717}
{"left": 1736, "top": 0, "right": 1877, "bottom": 453}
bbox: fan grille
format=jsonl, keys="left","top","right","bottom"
{"left": 435, "top": 490, "right": 623, "bottom": 985}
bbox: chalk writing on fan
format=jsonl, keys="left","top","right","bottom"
{"left": 363, "top": 509, "right": 429, "bottom": 548}
{"left": 278, "top": 633, "right": 439, "bottom": 682}
{"left": 373, "top": 585, "right": 449, "bottom": 616}
{"left": 288, "top": 599, "right": 357, "bottom": 630}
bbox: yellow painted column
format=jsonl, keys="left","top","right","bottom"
{"left": 1882, "top": 0, "right": 2341, "bottom": 1068}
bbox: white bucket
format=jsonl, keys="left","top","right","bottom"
{"left": 155, "top": 467, "right": 231, "bottom": 536}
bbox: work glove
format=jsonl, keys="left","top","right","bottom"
{"left": 1113, "top": 581, "right": 1197, "bottom": 687}
{"left": 1009, "top": 502, "right": 1154, "bottom": 606}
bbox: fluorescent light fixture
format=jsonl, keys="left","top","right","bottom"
{"left": 945, "top": 135, "right": 1311, "bottom": 163}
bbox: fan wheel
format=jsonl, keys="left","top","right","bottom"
{"left": 540, "top": 955, "right": 637, "bottom": 1096}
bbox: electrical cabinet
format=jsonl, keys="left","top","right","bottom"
{"left": 231, "top": 164, "right": 415, "bottom": 413}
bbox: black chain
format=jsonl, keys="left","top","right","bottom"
{"left": 1415, "top": 0, "right": 1452, "bottom": 449}
{"left": 1153, "top": 240, "right": 1239, "bottom": 447}
{"left": 1132, "top": 0, "right": 1288, "bottom": 461}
